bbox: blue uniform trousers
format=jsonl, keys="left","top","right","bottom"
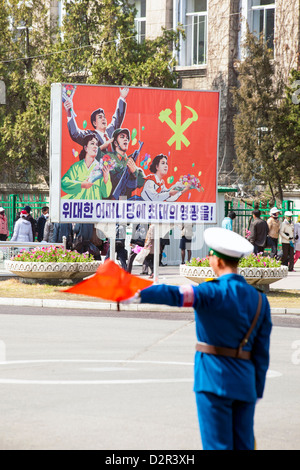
{"left": 195, "top": 391, "right": 256, "bottom": 450}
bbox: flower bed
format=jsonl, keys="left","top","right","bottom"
{"left": 180, "top": 254, "right": 288, "bottom": 289}
{"left": 5, "top": 245, "right": 101, "bottom": 281}
{"left": 188, "top": 253, "right": 282, "bottom": 269}
{"left": 10, "top": 246, "right": 95, "bottom": 263}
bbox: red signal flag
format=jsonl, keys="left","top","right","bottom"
{"left": 63, "top": 259, "right": 153, "bottom": 302}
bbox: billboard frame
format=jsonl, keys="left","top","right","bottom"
{"left": 50, "top": 82, "right": 220, "bottom": 225}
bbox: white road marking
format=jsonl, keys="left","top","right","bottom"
{"left": 0, "top": 360, "right": 282, "bottom": 384}
{"left": 267, "top": 370, "right": 282, "bottom": 378}
{"left": 0, "top": 378, "right": 193, "bottom": 385}
{"left": 0, "top": 359, "right": 193, "bottom": 385}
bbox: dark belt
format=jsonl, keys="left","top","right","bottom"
{"left": 196, "top": 342, "right": 251, "bottom": 360}
{"left": 195, "top": 293, "right": 262, "bottom": 361}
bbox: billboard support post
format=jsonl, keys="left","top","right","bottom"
{"left": 109, "top": 223, "right": 116, "bottom": 263}
{"left": 153, "top": 224, "right": 160, "bottom": 282}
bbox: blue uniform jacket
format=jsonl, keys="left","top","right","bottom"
{"left": 140, "top": 274, "right": 272, "bottom": 402}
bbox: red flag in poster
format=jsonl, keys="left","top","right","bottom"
{"left": 57, "top": 84, "right": 219, "bottom": 224}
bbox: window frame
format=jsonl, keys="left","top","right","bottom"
{"left": 175, "top": 0, "right": 208, "bottom": 68}
{"left": 185, "top": 10, "right": 208, "bottom": 66}
{"left": 134, "top": 16, "right": 146, "bottom": 44}
{"left": 133, "top": 0, "right": 146, "bottom": 44}
{"left": 250, "top": 1, "right": 275, "bottom": 50}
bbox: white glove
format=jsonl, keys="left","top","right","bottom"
{"left": 121, "top": 292, "right": 141, "bottom": 304}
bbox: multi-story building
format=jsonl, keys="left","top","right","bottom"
{"left": 50, "top": 1, "right": 299, "bottom": 184}
{"left": 137, "top": 0, "right": 300, "bottom": 184}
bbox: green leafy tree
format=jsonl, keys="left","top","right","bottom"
{"left": 0, "top": 0, "right": 182, "bottom": 184}
{"left": 275, "top": 69, "right": 300, "bottom": 187}
{"left": 0, "top": 0, "right": 56, "bottom": 183}
{"left": 231, "top": 30, "right": 298, "bottom": 204}
{"left": 59, "top": 0, "right": 181, "bottom": 88}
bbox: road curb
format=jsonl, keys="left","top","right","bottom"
{"left": 0, "top": 297, "right": 191, "bottom": 313}
{"left": 0, "top": 297, "right": 299, "bottom": 315}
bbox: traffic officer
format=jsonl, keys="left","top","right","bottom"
{"left": 126, "top": 227, "right": 272, "bottom": 450}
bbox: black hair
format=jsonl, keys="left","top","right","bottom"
{"left": 149, "top": 154, "right": 168, "bottom": 173}
{"left": 90, "top": 108, "right": 105, "bottom": 128}
{"left": 223, "top": 258, "right": 239, "bottom": 269}
{"left": 79, "top": 133, "right": 99, "bottom": 160}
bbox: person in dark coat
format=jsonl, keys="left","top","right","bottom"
{"left": 73, "top": 223, "right": 93, "bottom": 242}
{"left": 249, "top": 210, "right": 269, "bottom": 254}
{"left": 37, "top": 206, "right": 49, "bottom": 242}
{"left": 105, "top": 223, "right": 128, "bottom": 270}
{"left": 51, "top": 223, "right": 73, "bottom": 248}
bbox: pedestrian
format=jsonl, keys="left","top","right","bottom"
{"left": 180, "top": 224, "right": 193, "bottom": 263}
{"left": 23, "top": 205, "right": 37, "bottom": 241}
{"left": 266, "top": 207, "right": 281, "bottom": 258}
{"left": 42, "top": 218, "right": 54, "bottom": 243}
{"left": 0, "top": 207, "right": 9, "bottom": 241}
{"left": 73, "top": 223, "right": 94, "bottom": 245}
{"left": 125, "top": 228, "right": 272, "bottom": 450}
{"left": 221, "top": 211, "right": 236, "bottom": 230}
{"left": 93, "top": 224, "right": 110, "bottom": 258}
{"left": 160, "top": 230, "right": 170, "bottom": 266}
{"left": 37, "top": 206, "right": 49, "bottom": 242}
{"left": 249, "top": 210, "right": 268, "bottom": 255}
{"left": 294, "top": 215, "right": 300, "bottom": 266}
{"left": 143, "top": 223, "right": 155, "bottom": 278}
{"left": 105, "top": 223, "right": 128, "bottom": 270}
{"left": 51, "top": 223, "right": 73, "bottom": 248}
{"left": 280, "top": 211, "right": 295, "bottom": 271}
{"left": 73, "top": 223, "right": 100, "bottom": 259}
{"left": 11, "top": 210, "right": 33, "bottom": 242}
{"left": 127, "top": 223, "right": 147, "bottom": 273}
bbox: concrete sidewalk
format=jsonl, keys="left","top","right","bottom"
{"left": 0, "top": 263, "right": 299, "bottom": 315}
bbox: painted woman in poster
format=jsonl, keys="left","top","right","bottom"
{"left": 141, "top": 154, "right": 190, "bottom": 202}
{"left": 61, "top": 133, "right": 112, "bottom": 200}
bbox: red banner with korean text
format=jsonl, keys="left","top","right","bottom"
{"left": 59, "top": 84, "right": 219, "bottom": 224}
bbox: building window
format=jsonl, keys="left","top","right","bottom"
{"left": 176, "top": 0, "right": 207, "bottom": 67}
{"left": 134, "top": 0, "right": 146, "bottom": 43}
{"left": 251, "top": 0, "right": 275, "bottom": 50}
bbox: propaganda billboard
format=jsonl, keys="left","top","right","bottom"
{"left": 50, "top": 83, "right": 219, "bottom": 224}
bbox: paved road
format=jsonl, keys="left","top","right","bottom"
{"left": 0, "top": 306, "right": 299, "bottom": 450}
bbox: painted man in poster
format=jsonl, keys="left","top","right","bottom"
{"left": 96, "top": 128, "right": 145, "bottom": 200}
{"left": 63, "top": 87, "right": 129, "bottom": 149}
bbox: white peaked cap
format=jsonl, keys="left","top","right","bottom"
{"left": 270, "top": 207, "right": 281, "bottom": 215}
{"left": 204, "top": 227, "right": 254, "bottom": 260}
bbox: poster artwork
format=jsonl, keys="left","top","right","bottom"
{"left": 58, "top": 84, "right": 219, "bottom": 224}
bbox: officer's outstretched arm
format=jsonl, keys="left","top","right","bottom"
{"left": 122, "top": 284, "right": 196, "bottom": 308}
{"left": 139, "top": 284, "right": 195, "bottom": 308}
